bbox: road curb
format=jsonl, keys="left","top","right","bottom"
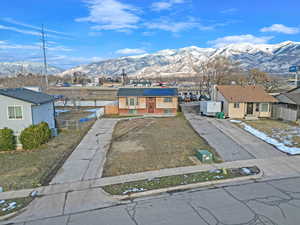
{"left": 106, "top": 169, "right": 263, "bottom": 201}
{"left": 0, "top": 207, "right": 27, "bottom": 222}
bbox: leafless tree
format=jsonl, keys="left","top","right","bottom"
{"left": 247, "top": 69, "right": 280, "bottom": 92}
{"left": 194, "top": 56, "right": 242, "bottom": 98}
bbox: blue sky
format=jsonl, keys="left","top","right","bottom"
{"left": 0, "top": 0, "right": 300, "bottom": 68}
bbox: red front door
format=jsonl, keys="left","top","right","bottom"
{"left": 147, "top": 98, "right": 156, "bottom": 113}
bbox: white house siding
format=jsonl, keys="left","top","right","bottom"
{"left": 32, "top": 102, "right": 55, "bottom": 129}
{"left": 0, "top": 95, "right": 33, "bottom": 136}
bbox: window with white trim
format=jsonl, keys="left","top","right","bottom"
{"left": 260, "top": 103, "right": 269, "bottom": 112}
{"left": 233, "top": 103, "right": 240, "bottom": 108}
{"left": 8, "top": 106, "right": 23, "bottom": 119}
{"left": 164, "top": 97, "right": 172, "bottom": 103}
{"left": 129, "top": 98, "right": 135, "bottom": 106}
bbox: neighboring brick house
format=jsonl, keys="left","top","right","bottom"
{"left": 212, "top": 85, "right": 278, "bottom": 119}
{"left": 117, "top": 88, "right": 178, "bottom": 115}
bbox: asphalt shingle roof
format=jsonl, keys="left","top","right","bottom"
{"left": 278, "top": 93, "right": 300, "bottom": 105}
{"left": 117, "top": 88, "right": 178, "bottom": 97}
{"left": 216, "top": 85, "right": 278, "bottom": 103}
{"left": 0, "top": 88, "right": 55, "bottom": 105}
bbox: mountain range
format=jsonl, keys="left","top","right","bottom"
{"left": 0, "top": 62, "right": 63, "bottom": 77}
{"left": 1, "top": 41, "right": 300, "bottom": 78}
{"left": 60, "top": 41, "right": 300, "bottom": 78}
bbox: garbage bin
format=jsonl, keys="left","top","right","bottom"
{"left": 219, "top": 112, "right": 225, "bottom": 119}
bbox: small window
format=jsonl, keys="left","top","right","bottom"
{"left": 233, "top": 103, "right": 240, "bottom": 109}
{"left": 164, "top": 109, "right": 172, "bottom": 114}
{"left": 164, "top": 97, "right": 172, "bottom": 103}
{"left": 8, "top": 106, "right": 23, "bottom": 119}
{"left": 129, "top": 98, "right": 135, "bottom": 106}
{"left": 260, "top": 103, "right": 269, "bottom": 112}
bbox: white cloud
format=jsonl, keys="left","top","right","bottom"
{"left": 2, "top": 18, "right": 71, "bottom": 36}
{"left": 0, "top": 40, "right": 72, "bottom": 52}
{"left": 145, "top": 18, "right": 213, "bottom": 33}
{"left": 260, "top": 24, "right": 299, "bottom": 34}
{"left": 115, "top": 48, "right": 146, "bottom": 55}
{"left": 208, "top": 34, "right": 273, "bottom": 48}
{"left": 0, "top": 24, "right": 69, "bottom": 39}
{"left": 151, "top": 0, "right": 185, "bottom": 11}
{"left": 76, "top": 0, "right": 140, "bottom": 31}
{"left": 0, "top": 24, "right": 41, "bottom": 36}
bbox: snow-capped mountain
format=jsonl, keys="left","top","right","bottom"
{"left": 61, "top": 41, "right": 300, "bottom": 78}
{"left": 0, "top": 62, "right": 63, "bottom": 77}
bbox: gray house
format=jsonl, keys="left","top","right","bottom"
{"left": 0, "top": 88, "right": 56, "bottom": 139}
{"left": 273, "top": 87, "right": 300, "bottom": 121}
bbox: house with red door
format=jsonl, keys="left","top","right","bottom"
{"left": 117, "top": 88, "right": 178, "bottom": 116}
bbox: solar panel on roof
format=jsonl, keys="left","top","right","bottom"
{"left": 143, "top": 89, "right": 175, "bottom": 96}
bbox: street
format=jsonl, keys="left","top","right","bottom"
{"left": 8, "top": 176, "right": 300, "bottom": 225}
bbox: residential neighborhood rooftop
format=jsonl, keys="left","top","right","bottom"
{"left": 277, "top": 92, "right": 300, "bottom": 105}
{"left": 117, "top": 88, "right": 178, "bottom": 97}
{"left": 0, "top": 88, "right": 55, "bottom": 105}
{"left": 216, "top": 85, "right": 278, "bottom": 103}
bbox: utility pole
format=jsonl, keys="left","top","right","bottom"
{"left": 121, "top": 69, "right": 127, "bottom": 86}
{"left": 41, "top": 24, "right": 48, "bottom": 89}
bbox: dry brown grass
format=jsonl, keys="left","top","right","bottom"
{"left": 244, "top": 119, "right": 300, "bottom": 147}
{"left": 0, "top": 112, "right": 94, "bottom": 191}
{"left": 103, "top": 113, "right": 216, "bottom": 177}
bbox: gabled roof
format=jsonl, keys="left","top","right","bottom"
{"left": 286, "top": 86, "right": 300, "bottom": 94}
{"left": 277, "top": 93, "right": 300, "bottom": 105}
{"left": 0, "top": 88, "right": 55, "bottom": 105}
{"left": 117, "top": 88, "right": 178, "bottom": 97}
{"left": 216, "top": 85, "right": 278, "bottom": 103}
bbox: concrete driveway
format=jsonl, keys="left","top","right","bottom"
{"left": 182, "top": 105, "right": 285, "bottom": 161}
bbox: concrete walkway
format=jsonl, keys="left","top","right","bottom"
{"left": 50, "top": 118, "right": 118, "bottom": 184}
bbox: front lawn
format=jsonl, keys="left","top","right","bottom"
{"left": 0, "top": 109, "right": 94, "bottom": 191}
{"left": 102, "top": 113, "right": 219, "bottom": 177}
{"left": 243, "top": 119, "right": 300, "bottom": 148}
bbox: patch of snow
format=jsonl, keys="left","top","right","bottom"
{"left": 235, "top": 121, "right": 300, "bottom": 155}
{"left": 123, "top": 187, "right": 146, "bottom": 195}
{"left": 230, "top": 120, "right": 242, "bottom": 124}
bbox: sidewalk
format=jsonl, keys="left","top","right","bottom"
{"left": 93, "top": 155, "right": 300, "bottom": 187}
{"left": 2, "top": 155, "right": 300, "bottom": 224}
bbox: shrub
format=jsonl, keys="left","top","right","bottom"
{"left": 20, "top": 122, "right": 52, "bottom": 150}
{"left": 0, "top": 127, "right": 16, "bottom": 151}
